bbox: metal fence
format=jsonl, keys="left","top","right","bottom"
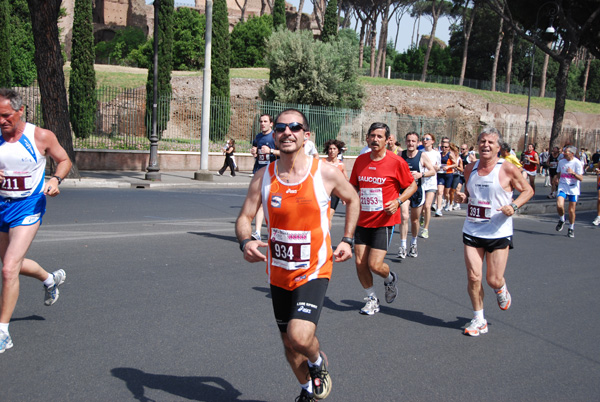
{"left": 14, "top": 85, "right": 600, "bottom": 154}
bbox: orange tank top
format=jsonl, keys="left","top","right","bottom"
{"left": 261, "top": 159, "right": 333, "bottom": 290}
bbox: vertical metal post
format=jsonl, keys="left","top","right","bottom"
{"left": 195, "top": 0, "right": 214, "bottom": 181}
{"left": 146, "top": 0, "right": 161, "bottom": 181}
{"left": 524, "top": 38, "right": 536, "bottom": 153}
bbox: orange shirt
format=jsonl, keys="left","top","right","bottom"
{"left": 262, "top": 159, "right": 333, "bottom": 290}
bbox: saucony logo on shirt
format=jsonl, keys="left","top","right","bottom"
{"left": 358, "top": 176, "right": 386, "bottom": 185}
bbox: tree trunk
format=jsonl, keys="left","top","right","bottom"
{"left": 549, "top": 57, "right": 571, "bottom": 150}
{"left": 358, "top": 18, "right": 366, "bottom": 69}
{"left": 582, "top": 55, "right": 591, "bottom": 102}
{"left": 459, "top": 1, "right": 477, "bottom": 86}
{"left": 491, "top": 4, "right": 504, "bottom": 92}
{"left": 27, "top": 0, "right": 79, "bottom": 178}
{"left": 505, "top": 28, "right": 514, "bottom": 93}
{"left": 421, "top": 0, "right": 440, "bottom": 82}
{"left": 376, "top": 0, "right": 391, "bottom": 78}
{"left": 235, "top": 0, "right": 248, "bottom": 22}
{"left": 369, "top": 18, "right": 377, "bottom": 77}
{"left": 540, "top": 49, "right": 550, "bottom": 98}
{"left": 295, "top": 0, "right": 305, "bottom": 31}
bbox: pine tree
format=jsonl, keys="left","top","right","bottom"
{"left": 146, "top": 0, "right": 173, "bottom": 139}
{"left": 321, "top": 0, "right": 338, "bottom": 42}
{"left": 210, "top": 0, "right": 231, "bottom": 142}
{"left": 272, "top": 0, "right": 286, "bottom": 29}
{"left": 0, "top": 0, "right": 11, "bottom": 87}
{"left": 69, "top": 0, "right": 97, "bottom": 138}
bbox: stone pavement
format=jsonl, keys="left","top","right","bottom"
{"left": 60, "top": 169, "right": 599, "bottom": 213}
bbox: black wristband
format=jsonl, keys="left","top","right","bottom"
{"left": 341, "top": 237, "right": 354, "bottom": 247}
{"left": 239, "top": 238, "right": 252, "bottom": 252}
{"left": 51, "top": 175, "right": 63, "bottom": 184}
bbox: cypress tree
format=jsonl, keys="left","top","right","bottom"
{"left": 8, "top": 0, "right": 36, "bottom": 87}
{"left": 69, "top": 0, "right": 97, "bottom": 138}
{"left": 272, "top": 0, "right": 286, "bottom": 29}
{"left": 210, "top": 0, "right": 230, "bottom": 142}
{"left": 0, "top": 0, "right": 11, "bottom": 87}
{"left": 146, "top": 0, "right": 173, "bottom": 139}
{"left": 321, "top": 0, "right": 338, "bottom": 42}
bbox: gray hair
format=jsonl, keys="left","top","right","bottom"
{"left": 0, "top": 88, "right": 23, "bottom": 111}
{"left": 565, "top": 145, "right": 577, "bottom": 155}
{"left": 478, "top": 126, "right": 504, "bottom": 147}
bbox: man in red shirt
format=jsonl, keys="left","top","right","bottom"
{"left": 350, "top": 122, "right": 417, "bottom": 315}
{"left": 522, "top": 143, "right": 540, "bottom": 194}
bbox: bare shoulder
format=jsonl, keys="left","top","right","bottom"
{"left": 33, "top": 126, "right": 58, "bottom": 150}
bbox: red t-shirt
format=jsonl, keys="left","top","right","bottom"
{"left": 350, "top": 151, "right": 414, "bottom": 228}
{"left": 523, "top": 150, "right": 538, "bottom": 172}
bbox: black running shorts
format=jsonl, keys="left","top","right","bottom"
{"left": 462, "top": 233, "right": 513, "bottom": 253}
{"left": 354, "top": 225, "right": 393, "bottom": 251}
{"left": 271, "top": 278, "right": 329, "bottom": 333}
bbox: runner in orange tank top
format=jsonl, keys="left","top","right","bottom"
{"left": 236, "top": 109, "right": 359, "bottom": 401}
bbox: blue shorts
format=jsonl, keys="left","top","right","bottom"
{"left": 557, "top": 191, "right": 577, "bottom": 202}
{"left": 437, "top": 173, "right": 453, "bottom": 188}
{"left": 0, "top": 193, "right": 46, "bottom": 232}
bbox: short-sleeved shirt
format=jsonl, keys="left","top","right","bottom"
{"left": 350, "top": 151, "right": 414, "bottom": 228}
{"left": 557, "top": 158, "right": 584, "bottom": 196}
{"left": 253, "top": 131, "right": 276, "bottom": 166}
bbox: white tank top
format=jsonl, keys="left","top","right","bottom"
{"left": 462, "top": 159, "right": 513, "bottom": 239}
{"left": 422, "top": 149, "right": 440, "bottom": 191}
{"left": 0, "top": 123, "right": 46, "bottom": 199}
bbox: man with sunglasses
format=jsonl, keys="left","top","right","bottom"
{"left": 350, "top": 123, "right": 417, "bottom": 315}
{"left": 236, "top": 109, "right": 359, "bottom": 402}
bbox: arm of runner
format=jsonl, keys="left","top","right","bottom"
{"left": 323, "top": 164, "right": 359, "bottom": 262}
{"left": 499, "top": 162, "right": 534, "bottom": 216}
{"left": 421, "top": 153, "right": 436, "bottom": 178}
{"left": 35, "top": 127, "right": 72, "bottom": 197}
{"left": 385, "top": 180, "right": 418, "bottom": 215}
{"left": 566, "top": 167, "right": 583, "bottom": 181}
{"left": 454, "top": 163, "right": 473, "bottom": 204}
{"left": 235, "top": 172, "right": 268, "bottom": 262}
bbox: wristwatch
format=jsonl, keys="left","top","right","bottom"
{"left": 341, "top": 237, "right": 354, "bottom": 248}
{"left": 239, "top": 238, "right": 252, "bottom": 252}
{"left": 51, "top": 175, "right": 63, "bottom": 185}
{"left": 510, "top": 203, "right": 519, "bottom": 213}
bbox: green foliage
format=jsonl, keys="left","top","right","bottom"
{"left": 211, "top": 0, "right": 231, "bottom": 142}
{"left": 261, "top": 28, "right": 364, "bottom": 109}
{"left": 393, "top": 44, "right": 457, "bottom": 77}
{"left": 393, "top": 47, "right": 425, "bottom": 74}
{"left": 126, "top": 39, "right": 153, "bottom": 69}
{"left": 146, "top": 0, "right": 174, "bottom": 139}
{"left": 321, "top": 0, "right": 338, "bottom": 42}
{"left": 95, "top": 27, "right": 147, "bottom": 65}
{"left": 583, "top": 60, "right": 600, "bottom": 103}
{"left": 0, "top": 0, "right": 11, "bottom": 87}
{"left": 8, "top": 0, "right": 36, "bottom": 86}
{"left": 230, "top": 14, "right": 272, "bottom": 68}
{"left": 272, "top": 0, "right": 286, "bottom": 29}
{"left": 69, "top": 0, "right": 97, "bottom": 139}
{"left": 173, "top": 7, "right": 205, "bottom": 70}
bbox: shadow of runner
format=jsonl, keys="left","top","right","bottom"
{"left": 111, "top": 368, "right": 266, "bottom": 402}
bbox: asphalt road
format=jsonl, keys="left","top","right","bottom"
{"left": 1, "top": 187, "right": 599, "bottom": 401}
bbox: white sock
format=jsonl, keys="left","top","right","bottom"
{"left": 570, "top": 223, "right": 575, "bottom": 229}
{"left": 559, "top": 215, "right": 565, "bottom": 222}
{"left": 0, "top": 322, "right": 8, "bottom": 334}
{"left": 384, "top": 272, "right": 394, "bottom": 284}
{"left": 400, "top": 239, "right": 407, "bottom": 248}
{"left": 43, "top": 274, "right": 55, "bottom": 288}
{"left": 308, "top": 354, "right": 322, "bottom": 367}
{"left": 364, "top": 287, "right": 376, "bottom": 298}
{"left": 474, "top": 309, "right": 484, "bottom": 320}
{"left": 301, "top": 380, "right": 313, "bottom": 394}
{"left": 411, "top": 237, "right": 418, "bottom": 245}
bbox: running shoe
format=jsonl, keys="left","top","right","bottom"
{"left": 431, "top": 203, "right": 437, "bottom": 211}
{"left": 360, "top": 296, "right": 380, "bottom": 315}
{"left": 419, "top": 228, "right": 429, "bottom": 239}
{"left": 295, "top": 389, "right": 316, "bottom": 402}
{"left": 453, "top": 203, "right": 461, "bottom": 211}
{"left": 555, "top": 220, "right": 565, "bottom": 232}
{"left": 443, "top": 205, "right": 450, "bottom": 212}
{"left": 408, "top": 244, "right": 418, "bottom": 258}
{"left": 495, "top": 288, "right": 512, "bottom": 310}
{"left": 396, "top": 246, "right": 407, "bottom": 259}
{"left": 593, "top": 216, "right": 600, "bottom": 226}
{"left": 435, "top": 209, "right": 443, "bottom": 217}
{"left": 384, "top": 272, "right": 398, "bottom": 303}
{"left": 0, "top": 331, "right": 13, "bottom": 353}
{"left": 44, "top": 269, "right": 66, "bottom": 306}
{"left": 464, "top": 317, "right": 488, "bottom": 337}
{"left": 308, "top": 352, "right": 331, "bottom": 400}
{"left": 567, "top": 228, "right": 574, "bottom": 238}
{"left": 251, "top": 231, "right": 261, "bottom": 241}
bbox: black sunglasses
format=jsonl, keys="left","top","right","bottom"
{"left": 274, "top": 122, "right": 304, "bottom": 133}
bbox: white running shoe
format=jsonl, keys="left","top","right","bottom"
{"left": 44, "top": 269, "right": 66, "bottom": 306}
{"left": 495, "top": 288, "right": 512, "bottom": 310}
{"left": 359, "top": 296, "right": 380, "bottom": 315}
{"left": 419, "top": 228, "right": 429, "bottom": 239}
{"left": 464, "top": 317, "right": 488, "bottom": 336}
{"left": 408, "top": 244, "right": 418, "bottom": 258}
{"left": 435, "top": 209, "right": 443, "bottom": 217}
{"left": 593, "top": 216, "right": 600, "bottom": 226}
{"left": 251, "top": 231, "right": 261, "bottom": 241}
{"left": 453, "top": 203, "right": 461, "bottom": 211}
{"left": 0, "top": 331, "right": 13, "bottom": 353}
{"left": 396, "top": 246, "right": 407, "bottom": 259}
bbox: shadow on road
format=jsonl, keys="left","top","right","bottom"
{"left": 111, "top": 368, "right": 266, "bottom": 402}
{"left": 10, "top": 314, "right": 45, "bottom": 323}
